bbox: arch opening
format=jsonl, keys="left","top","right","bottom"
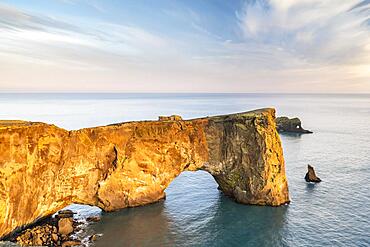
{"left": 164, "top": 170, "right": 220, "bottom": 204}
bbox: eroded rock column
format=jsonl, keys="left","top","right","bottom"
{"left": 203, "top": 109, "right": 289, "bottom": 206}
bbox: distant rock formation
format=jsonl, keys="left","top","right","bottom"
{"left": 305, "top": 165, "right": 321, "bottom": 183}
{"left": 275, "top": 117, "right": 312, "bottom": 134}
{"left": 0, "top": 108, "right": 290, "bottom": 239}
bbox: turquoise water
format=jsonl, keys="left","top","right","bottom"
{"left": 1, "top": 94, "right": 369, "bottom": 247}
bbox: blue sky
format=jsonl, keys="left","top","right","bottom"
{"left": 0, "top": 0, "right": 369, "bottom": 92}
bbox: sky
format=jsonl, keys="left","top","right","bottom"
{"left": 0, "top": 0, "right": 369, "bottom": 93}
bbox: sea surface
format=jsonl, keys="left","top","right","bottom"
{"left": 0, "top": 93, "right": 369, "bottom": 247}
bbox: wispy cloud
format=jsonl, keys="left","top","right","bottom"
{"left": 57, "top": 0, "right": 106, "bottom": 13}
{"left": 233, "top": 0, "right": 370, "bottom": 89}
{"left": 0, "top": 1, "right": 369, "bottom": 92}
{"left": 239, "top": 0, "right": 370, "bottom": 65}
{"left": 0, "top": 3, "right": 169, "bottom": 67}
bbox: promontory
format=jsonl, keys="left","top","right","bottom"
{"left": 0, "top": 108, "right": 289, "bottom": 239}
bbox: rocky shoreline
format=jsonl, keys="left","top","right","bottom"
{"left": 5, "top": 210, "right": 101, "bottom": 247}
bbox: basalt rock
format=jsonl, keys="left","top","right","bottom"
{"left": 305, "top": 165, "right": 321, "bottom": 183}
{"left": 86, "top": 216, "right": 100, "bottom": 223}
{"left": 0, "top": 108, "right": 289, "bottom": 239}
{"left": 56, "top": 210, "right": 75, "bottom": 219}
{"left": 276, "top": 117, "right": 312, "bottom": 134}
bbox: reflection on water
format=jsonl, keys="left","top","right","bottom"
{"left": 90, "top": 171, "right": 288, "bottom": 247}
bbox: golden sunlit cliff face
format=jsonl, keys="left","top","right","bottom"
{"left": 0, "top": 108, "right": 289, "bottom": 239}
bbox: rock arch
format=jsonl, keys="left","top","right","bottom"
{"left": 0, "top": 108, "right": 289, "bottom": 239}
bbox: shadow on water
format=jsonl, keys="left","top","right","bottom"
{"left": 92, "top": 202, "right": 175, "bottom": 247}
{"left": 278, "top": 132, "right": 304, "bottom": 139}
{"left": 90, "top": 171, "right": 289, "bottom": 247}
{"left": 306, "top": 182, "right": 318, "bottom": 192}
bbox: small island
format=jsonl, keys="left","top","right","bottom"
{"left": 276, "top": 117, "right": 313, "bottom": 134}
{"left": 305, "top": 165, "right": 322, "bottom": 183}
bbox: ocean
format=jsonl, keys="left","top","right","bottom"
{"left": 0, "top": 93, "right": 369, "bottom": 247}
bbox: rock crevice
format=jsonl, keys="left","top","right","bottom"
{"left": 0, "top": 108, "right": 289, "bottom": 239}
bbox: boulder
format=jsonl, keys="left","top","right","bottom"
{"left": 58, "top": 218, "right": 74, "bottom": 236}
{"left": 61, "top": 240, "right": 81, "bottom": 247}
{"left": 14, "top": 224, "right": 60, "bottom": 246}
{"left": 305, "top": 165, "right": 321, "bottom": 183}
{"left": 51, "top": 233, "right": 59, "bottom": 242}
{"left": 89, "top": 234, "right": 99, "bottom": 241}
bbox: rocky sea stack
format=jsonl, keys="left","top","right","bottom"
{"left": 276, "top": 117, "right": 312, "bottom": 134}
{"left": 305, "top": 165, "right": 321, "bottom": 183}
{"left": 0, "top": 108, "right": 290, "bottom": 239}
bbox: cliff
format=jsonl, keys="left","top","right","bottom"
{"left": 0, "top": 108, "right": 289, "bottom": 239}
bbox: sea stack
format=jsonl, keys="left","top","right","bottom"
{"left": 305, "top": 165, "right": 321, "bottom": 183}
{"left": 0, "top": 108, "right": 290, "bottom": 239}
{"left": 275, "top": 117, "right": 312, "bottom": 134}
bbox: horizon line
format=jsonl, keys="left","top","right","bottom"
{"left": 1, "top": 91, "right": 370, "bottom": 95}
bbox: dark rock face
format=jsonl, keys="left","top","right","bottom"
{"left": 276, "top": 117, "right": 312, "bottom": 134}
{"left": 305, "top": 165, "right": 321, "bottom": 183}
